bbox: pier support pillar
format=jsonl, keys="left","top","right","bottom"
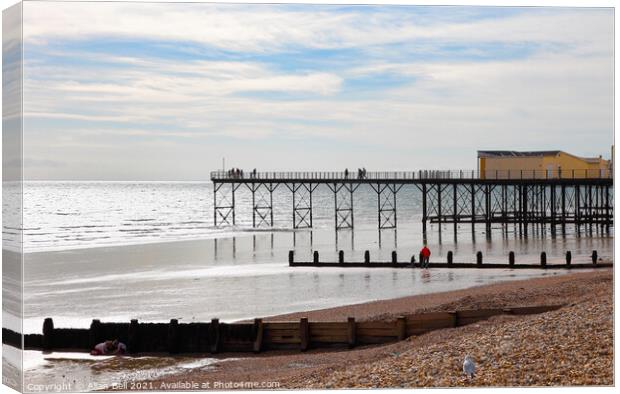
{"left": 286, "top": 183, "right": 317, "bottom": 229}
{"left": 247, "top": 182, "right": 279, "bottom": 228}
{"left": 213, "top": 182, "right": 240, "bottom": 227}
{"left": 328, "top": 183, "right": 359, "bottom": 230}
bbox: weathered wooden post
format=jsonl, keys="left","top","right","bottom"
{"left": 128, "top": 319, "right": 139, "bottom": 354}
{"left": 209, "top": 318, "right": 220, "bottom": 354}
{"left": 338, "top": 250, "right": 344, "bottom": 264}
{"left": 42, "top": 318, "right": 54, "bottom": 351}
{"left": 313, "top": 251, "right": 319, "bottom": 264}
{"left": 391, "top": 251, "right": 397, "bottom": 264}
{"left": 396, "top": 316, "right": 407, "bottom": 341}
{"left": 447, "top": 251, "right": 453, "bottom": 265}
{"left": 168, "top": 319, "right": 179, "bottom": 354}
{"left": 300, "top": 317, "right": 309, "bottom": 351}
{"left": 540, "top": 252, "right": 547, "bottom": 267}
{"left": 288, "top": 250, "right": 294, "bottom": 266}
{"left": 364, "top": 250, "right": 370, "bottom": 264}
{"left": 592, "top": 250, "right": 598, "bottom": 265}
{"left": 565, "top": 251, "right": 572, "bottom": 266}
{"left": 450, "top": 311, "right": 459, "bottom": 327}
{"left": 509, "top": 251, "right": 515, "bottom": 266}
{"left": 476, "top": 251, "right": 483, "bottom": 266}
{"left": 253, "top": 318, "right": 264, "bottom": 353}
{"left": 88, "top": 319, "right": 101, "bottom": 349}
{"left": 347, "top": 317, "right": 356, "bottom": 348}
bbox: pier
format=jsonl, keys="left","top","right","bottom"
{"left": 211, "top": 170, "right": 613, "bottom": 236}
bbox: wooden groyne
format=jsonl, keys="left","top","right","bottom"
{"left": 3, "top": 305, "right": 563, "bottom": 355}
{"left": 288, "top": 250, "right": 612, "bottom": 270}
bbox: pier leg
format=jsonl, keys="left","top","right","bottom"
{"left": 485, "top": 184, "right": 491, "bottom": 234}
{"left": 561, "top": 184, "right": 566, "bottom": 233}
{"left": 213, "top": 182, "right": 238, "bottom": 227}
{"left": 329, "top": 183, "right": 358, "bottom": 230}
{"left": 470, "top": 184, "right": 476, "bottom": 233}
{"left": 422, "top": 183, "right": 428, "bottom": 237}
{"left": 453, "top": 184, "right": 458, "bottom": 237}
{"left": 605, "top": 185, "right": 610, "bottom": 231}
{"left": 437, "top": 184, "right": 443, "bottom": 233}
{"left": 373, "top": 183, "right": 400, "bottom": 230}
{"left": 575, "top": 185, "right": 581, "bottom": 234}
{"left": 523, "top": 185, "right": 528, "bottom": 236}
{"left": 247, "top": 183, "right": 278, "bottom": 227}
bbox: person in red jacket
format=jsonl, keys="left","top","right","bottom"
{"left": 420, "top": 245, "right": 431, "bottom": 268}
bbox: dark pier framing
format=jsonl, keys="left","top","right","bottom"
{"left": 211, "top": 170, "right": 613, "bottom": 234}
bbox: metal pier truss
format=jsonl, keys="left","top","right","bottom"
{"left": 211, "top": 170, "right": 613, "bottom": 235}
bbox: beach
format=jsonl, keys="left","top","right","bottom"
{"left": 134, "top": 268, "right": 613, "bottom": 389}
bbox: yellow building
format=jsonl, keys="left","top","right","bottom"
{"left": 477, "top": 150, "right": 611, "bottom": 179}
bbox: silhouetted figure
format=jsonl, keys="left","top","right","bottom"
{"left": 420, "top": 245, "right": 431, "bottom": 268}
{"left": 344, "top": 168, "right": 349, "bottom": 179}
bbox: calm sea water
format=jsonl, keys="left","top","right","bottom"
{"left": 10, "top": 181, "right": 614, "bottom": 254}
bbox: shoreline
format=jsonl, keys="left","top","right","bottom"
{"left": 130, "top": 268, "right": 612, "bottom": 389}
{"left": 255, "top": 267, "right": 609, "bottom": 322}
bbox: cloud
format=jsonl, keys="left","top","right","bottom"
{"left": 17, "top": 3, "right": 614, "bottom": 179}
{"left": 23, "top": 3, "right": 612, "bottom": 53}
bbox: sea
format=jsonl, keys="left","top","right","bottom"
{"left": 1, "top": 181, "right": 613, "bottom": 390}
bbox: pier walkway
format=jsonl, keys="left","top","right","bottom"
{"left": 210, "top": 170, "right": 613, "bottom": 235}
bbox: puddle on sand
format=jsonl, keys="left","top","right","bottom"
{"left": 22, "top": 350, "right": 218, "bottom": 392}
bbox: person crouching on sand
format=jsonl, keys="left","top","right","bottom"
{"left": 90, "top": 339, "right": 126, "bottom": 355}
{"left": 91, "top": 340, "right": 115, "bottom": 355}
{"left": 112, "top": 339, "right": 127, "bottom": 355}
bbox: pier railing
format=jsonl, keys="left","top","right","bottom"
{"left": 211, "top": 169, "right": 612, "bottom": 181}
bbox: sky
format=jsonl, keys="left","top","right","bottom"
{"left": 11, "top": 2, "right": 615, "bottom": 180}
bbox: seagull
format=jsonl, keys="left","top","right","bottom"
{"left": 463, "top": 355, "right": 476, "bottom": 379}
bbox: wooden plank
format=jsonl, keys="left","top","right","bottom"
{"left": 356, "top": 321, "right": 395, "bottom": 330}
{"left": 253, "top": 318, "right": 263, "bottom": 353}
{"left": 456, "top": 308, "right": 504, "bottom": 318}
{"left": 264, "top": 336, "right": 301, "bottom": 344}
{"left": 507, "top": 305, "right": 563, "bottom": 315}
{"left": 356, "top": 328, "right": 397, "bottom": 337}
{"left": 310, "top": 334, "right": 348, "bottom": 343}
{"left": 408, "top": 312, "right": 454, "bottom": 321}
{"left": 396, "top": 316, "right": 407, "bottom": 340}
{"left": 263, "top": 322, "right": 299, "bottom": 330}
{"left": 347, "top": 317, "right": 356, "bottom": 348}
{"left": 407, "top": 317, "right": 454, "bottom": 328}
{"left": 300, "top": 318, "right": 309, "bottom": 351}
{"left": 309, "top": 322, "right": 348, "bottom": 331}
{"left": 357, "top": 335, "right": 397, "bottom": 344}
{"left": 264, "top": 329, "right": 299, "bottom": 337}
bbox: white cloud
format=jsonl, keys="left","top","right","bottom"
{"left": 23, "top": 3, "right": 612, "bottom": 53}
{"left": 18, "top": 3, "right": 614, "bottom": 179}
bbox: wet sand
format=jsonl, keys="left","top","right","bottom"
{"left": 135, "top": 268, "right": 612, "bottom": 389}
